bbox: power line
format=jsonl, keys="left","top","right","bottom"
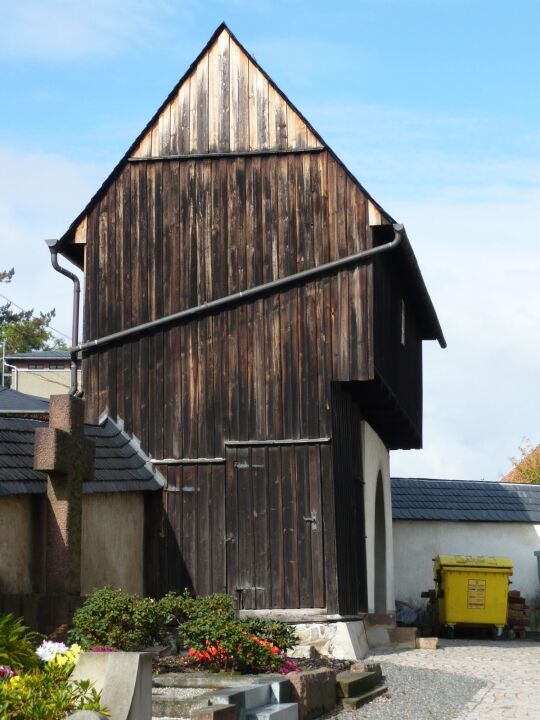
{"left": 0, "top": 291, "right": 71, "bottom": 340}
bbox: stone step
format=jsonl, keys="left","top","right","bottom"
{"left": 341, "top": 685, "right": 388, "bottom": 709}
{"left": 209, "top": 684, "right": 271, "bottom": 710}
{"left": 152, "top": 686, "right": 215, "bottom": 718}
{"left": 336, "top": 671, "right": 378, "bottom": 698}
{"left": 246, "top": 703, "right": 298, "bottom": 720}
{"left": 209, "top": 681, "right": 291, "bottom": 710}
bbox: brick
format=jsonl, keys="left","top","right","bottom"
{"left": 336, "top": 672, "right": 377, "bottom": 698}
{"left": 415, "top": 637, "right": 439, "bottom": 650}
{"left": 192, "top": 704, "right": 238, "bottom": 720}
{"left": 288, "top": 668, "right": 336, "bottom": 720}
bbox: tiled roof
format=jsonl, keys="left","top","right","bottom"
{"left": 5, "top": 350, "right": 70, "bottom": 360}
{"left": 392, "top": 477, "right": 540, "bottom": 523}
{"left": 0, "top": 387, "right": 49, "bottom": 414}
{"left": 0, "top": 416, "right": 164, "bottom": 495}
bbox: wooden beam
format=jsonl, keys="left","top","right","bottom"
{"left": 128, "top": 146, "right": 324, "bottom": 163}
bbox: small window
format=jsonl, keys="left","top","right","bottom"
{"left": 49, "top": 363, "right": 66, "bottom": 369}
{"left": 401, "top": 300, "right": 406, "bottom": 346}
{"left": 28, "top": 363, "right": 44, "bottom": 370}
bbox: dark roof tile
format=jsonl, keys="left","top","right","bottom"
{"left": 0, "top": 416, "right": 163, "bottom": 495}
{"left": 391, "top": 477, "right": 540, "bottom": 522}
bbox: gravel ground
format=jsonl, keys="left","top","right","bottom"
{"left": 325, "top": 662, "right": 486, "bottom": 720}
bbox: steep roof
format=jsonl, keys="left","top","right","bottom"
{"left": 54, "top": 23, "right": 444, "bottom": 348}
{"left": 391, "top": 477, "right": 540, "bottom": 523}
{"left": 0, "top": 387, "right": 49, "bottom": 415}
{"left": 0, "top": 415, "right": 164, "bottom": 495}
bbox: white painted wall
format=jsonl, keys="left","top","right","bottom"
{"left": 394, "top": 520, "right": 540, "bottom": 605}
{"left": 362, "top": 421, "right": 395, "bottom": 613}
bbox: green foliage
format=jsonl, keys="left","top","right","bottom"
{"left": 0, "top": 664, "right": 107, "bottom": 720}
{"left": 0, "top": 268, "right": 66, "bottom": 354}
{"left": 509, "top": 439, "right": 540, "bottom": 485}
{"left": 69, "top": 588, "right": 297, "bottom": 673}
{"left": 0, "top": 614, "right": 40, "bottom": 672}
{"left": 175, "top": 592, "right": 297, "bottom": 673}
{"left": 68, "top": 587, "right": 166, "bottom": 651}
{"left": 240, "top": 617, "right": 298, "bottom": 652}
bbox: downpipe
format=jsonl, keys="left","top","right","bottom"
{"left": 69, "top": 223, "right": 405, "bottom": 355}
{"left": 46, "top": 239, "right": 80, "bottom": 395}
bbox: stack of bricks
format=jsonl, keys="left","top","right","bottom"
{"left": 507, "top": 590, "right": 531, "bottom": 639}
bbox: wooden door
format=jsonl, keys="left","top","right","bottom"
{"left": 225, "top": 443, "right": 325, "bottom": 610}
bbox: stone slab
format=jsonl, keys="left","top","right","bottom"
{"left": 336, "top": 672, "right": 377, "bottom": 698}
{"left": 245, "top": 703, "right": 298, "bottom": 720}
{"left": 192, "top": 704, "right": 238, "bottom": 720}
{"left": 71, "top": 651, "right": 152, "bottom": 720}
{"left": 416, "top": 637, "right": 439, "bottom": 650}
{"left": 287, "top": 668, "right": 336, "bottom": 720}
{"left": 349, "top": 661, "right": 382, "bottom": 683}
{"left": 341, "top": 685, "right": 388, "bottom": 709}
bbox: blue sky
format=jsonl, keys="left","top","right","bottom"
{"left": 1, "top": 0, "right": 539, "bottom": 480}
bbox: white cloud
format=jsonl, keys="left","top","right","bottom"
{"left": 390, "top": 191, "right": 540, "bottom": 481}
{"left": 0, "top": 0, "right": 181, "bottom": 61}
{"left": 0, "top": 146, "right": 108, "bottom": 338}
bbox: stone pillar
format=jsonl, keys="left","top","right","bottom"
{"left": 34, "top": 395, "right": 95, "bottom": 596}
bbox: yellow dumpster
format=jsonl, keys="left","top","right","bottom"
{"left": 434, "top": 555, "right": 513, "bottom": 636}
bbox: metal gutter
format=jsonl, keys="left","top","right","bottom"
{"left": 70, "top": 223, "right": 405, "bottom": 355}
{"left": 46, "top": 240, "right": 81, "bottom": 394}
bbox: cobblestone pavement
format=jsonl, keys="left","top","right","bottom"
{"left": 367, "top": 639, "right": 540, "bottom": 719}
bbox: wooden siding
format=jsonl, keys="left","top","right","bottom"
{"left": 67, "top": 26, "right": 433, "bottom": 611}
{"left": 132, "top": 29, "right": 321, "bottom": 159}
{"left": 81, "top": 149, "right": 377, "bottom": 611}
{"left": 330, "top": 384, "right": 367, "bottom": 614}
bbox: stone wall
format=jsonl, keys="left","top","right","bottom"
{"left": 81, "top": 492, "right": 145, "bottom": 595}
{"left": 0, "top": 491, "right": 145, "bottom": 596}
{"left": 0, "top": 496, "right": 35, "bottom": 593}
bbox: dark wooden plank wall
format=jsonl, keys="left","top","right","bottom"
{"left": 81, "top": 149, "right": 379, "bottom": 611}
{"left": 330, "top": 384, "right": 367, "bottom": 615}
{"left": 373, "top": 253, "right": 423, "bottom": 437}
{"left": 82, "top": 150, "right": 377, "bottom": 432}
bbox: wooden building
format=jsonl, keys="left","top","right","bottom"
{"left": 54, "top": 24, "right": 445, "bottom": 617}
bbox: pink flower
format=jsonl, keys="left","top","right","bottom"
{"left": 0, "top": 665, "right": 16, "bottom": 679}
{"left": 90, "top": 646, "right": 119, "bottom": 653}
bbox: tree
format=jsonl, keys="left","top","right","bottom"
{"left": 504, "top": 439, "right": 540, "bottom": 485}
{"left": 0, "top": 269, "right": 67, "bottom": 353}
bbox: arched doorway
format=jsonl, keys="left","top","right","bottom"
{"left": 374, "top": 471, "right": 387, "bottom": 612}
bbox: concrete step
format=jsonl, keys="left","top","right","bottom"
{"left": 209, "top": 684, "right": 270, "bottom": 710}
{"left": 152, "top": 686, "right": 216, "bottom": 718}
{"left": 341, "top": 685, "right": 388, "bottom": 709}
{"left": 336, "top": 671, "right": 378, "bottom": 698}
{"left": 246, "top": 703, "right": 298, "bottom": 720}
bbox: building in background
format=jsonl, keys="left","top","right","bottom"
{"left": 3, "top": 350, "right": 80, "bottom": 399}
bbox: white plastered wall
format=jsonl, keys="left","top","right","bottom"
{"left": 362, "top": 421, "right": 395, "bottom": 613}
{"left": 394, "top": 520, "right": 540, "bottom": 605}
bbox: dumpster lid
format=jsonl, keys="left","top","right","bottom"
{"left": 435, "top": 555, "right": 513, "bottom": 569}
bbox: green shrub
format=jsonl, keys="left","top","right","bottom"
{"left": 0, "top": 614, "right": 40, "bottom": 672}
{"left": 69, "top": 587, "right": 166, "bottom": 651}
{"left": 241, "top": 618, "right": 297, "bottom": 652}
{"left": 0, "top": 663, "right": 107, "bottom": 720}
{"left": 69, "top": 587, "right": 297, "bottom": 669}
{"left": 175, "top": 593, "right": 297, "bottom": 673}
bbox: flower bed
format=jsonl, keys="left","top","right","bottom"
{"left": 0, "top": 614, "right": 107, "bottom": 719}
